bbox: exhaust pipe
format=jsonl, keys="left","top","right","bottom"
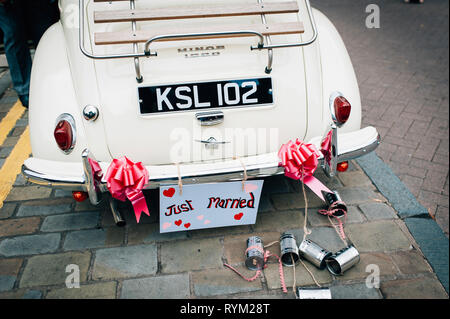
{"left": 107, "top": 196, "right": 126, "bottom": 227}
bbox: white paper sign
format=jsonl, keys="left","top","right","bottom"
{"left": 159, "top": 180, "right": 264, "bottom": 233}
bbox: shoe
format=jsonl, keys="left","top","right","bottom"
{"left": 19, "top": 95, "right": 29, "bottom": 108}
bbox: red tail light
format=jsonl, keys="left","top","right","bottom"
{"left": 333, "top": 96, "right": 351, "bottom": 125}
{"left": 72, "top": 191, "right": 88, "bottom": 202}
{"left": 337, "top": 161, "right": 349, "bottom": 172}
{"left": 54, "top": 114, "right": 76, "bottom": 153}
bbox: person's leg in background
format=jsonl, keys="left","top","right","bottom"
{"left": 24, "top": 0, "right": 59, "bottom": 48}
{"left": 0, "top": 2, "right": 32, "bottom": 108}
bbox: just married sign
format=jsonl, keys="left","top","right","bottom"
{"left": 159, "top": 180, "right": 264, "bottom": 233}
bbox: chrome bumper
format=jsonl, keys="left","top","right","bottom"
{"left": 22, "top": 126, "right": 380, "bottom": 205}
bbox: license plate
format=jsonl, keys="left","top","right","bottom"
{"left": 139, "top": 77, "right": 273, "bottom": 114}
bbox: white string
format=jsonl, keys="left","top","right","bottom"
{"left": 176, "top": 163, "right": 183, "bottom": 196}
{"left": 233, "top": 156, "right": 248, "bottom": 192}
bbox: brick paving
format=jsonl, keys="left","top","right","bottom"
{"left": 313, "top": 0, "right": 449, "bottom": 236}
{"left": 0, "top": 155, "right": 447, "bottom": 298}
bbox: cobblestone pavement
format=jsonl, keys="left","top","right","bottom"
{"left": 0, "top": 83, "right": 447, "bottom": 298}
{"left": 0, "top": 1, "right": 448, "bottom": 299}
{"left": 313, "top": 0, "right": 449, "bottom": 236}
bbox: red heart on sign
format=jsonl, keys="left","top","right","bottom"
{"left": 184, "top": 223, "right": 191, "bottom": 229}
{"left": 175, "top": 220, "right": 182, "bottom": 226}
{"left": 234, "top": 212, "right": 244, "bottom": 220}
{"left": 163, "top": 188, "right": 176, "bottom": 198}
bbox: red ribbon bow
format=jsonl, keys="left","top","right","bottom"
{"left": 278, "top": 139, "right": 320, "bottom": 180}
{"left": 88, "top": 158, "right": 103, "bottom": 183}
{"left": 105, "top": 157, "right": 150, "bottom": 223}
{"left": 320, "top": 130, "right": 333, "bottom": 164}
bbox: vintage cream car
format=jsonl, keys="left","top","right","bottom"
{"left": 22, "top": 0, "right": 380, "bottom": 225}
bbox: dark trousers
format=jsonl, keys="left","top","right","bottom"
{"left": 0, "top": 0, "right": 59, "bottom": 103}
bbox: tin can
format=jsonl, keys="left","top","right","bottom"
{"left": 245, "top": 236, "right": 265, "bottom": 271}
{"left": 280, "top": 232, "right": 299, "bottom": 267}
{"left": 322, "top": 190, "right": 347, "bottom": 218}
{"left": 298, "top": 239, "right": 332, "bottom": 269}
{"left": 326, "top": 245, "right": 360, "bottom": 275}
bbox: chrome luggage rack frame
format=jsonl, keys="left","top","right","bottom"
{"left": 79, "top": 0, "right": 318, "bottom": 82}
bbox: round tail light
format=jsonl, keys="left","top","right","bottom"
{"left": 54, "top": 114, "right": 76, "bottom": 153}
{"left": 337, "top": 161, "right": 349, "bottom": 172}
{"left": 330, "top": 92, "right": 352, "bottom": 126}
{"left": 72, "top": 191, "right": 88, "bottom": 202}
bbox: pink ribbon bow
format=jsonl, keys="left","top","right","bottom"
{"left": 278, "top": 139, "right": 321, "bottom": 180}
{"left": 105, "top": 157, "right": 150, "bottom": 223}
{"left": 278, "top": 139, "right": 331, "bottom": 201}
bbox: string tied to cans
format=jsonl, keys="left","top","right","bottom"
{"left": 223, "top": 236, "right": 288, "bottom": 293}
{"left": 318, "top": 194, "right": 348, "bottom": 241}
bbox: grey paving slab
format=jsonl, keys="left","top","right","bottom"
{"left": 346, "top": 220, "right": 412, "bottom": 253}
{"left": 0, "top": 70, "right": 11, "bottom": 98}
{"left": 160, "top": 238, "right": 223, "bottom": 274}
{"left": 21, "top": 290, "right": 42, "bottom": 299}
{"left": 192, "top": 267, "right": 262, "bottom": 297}
{"left": 0, "top": 275, "right": 15, "bottom": 292}
{"left": 330, "top": 283, "right": 382, "bottom": 299}
{"left": 381, "top": 275, "right": 448, "bottom": 299}
{"left": 121, "top": 273, "right": 190, "bottom": 299}
{"left": 46, "top": 282, "right": 117, "bottom": 299}
{"left": 335, "top": 252, "right": 398, "bottom": 282}
{"left": 41, "top": 211, "right": 100, "bottom": 232}
{"left": 0, "top": 289, "right": 42, "bottom": 299}
{"left": 53, "top": 190, "right": 74, "bottom": 198}
{"left": 334, "top": 187, "right": 385, "bottom": 205}
{"left": 0, "top": 203, "right": 16, "bottom": 219}
{"left": 93, "top": 244, "right": 158, "bottom": 280}
{"left": 13, "top": 174, "right": 27, "bottom": 186}
{"left": 0, "top": 233, "right": 61, "bottom": 257}
{"left": 127, "top": 223, "right": 188, "bottom": 245}
{"left": 0, "top": 146, "right": 13, "bottom": 158}
{"left": 359, "top": 203, "right": 397, "bottom": 221}
{"left": 5, "top": 186, "right": 52, "bottom": 202}
{"left": 20, "top": 251, "right": 91, "bottom": 288}
{"left": 63, "top": 228, "right": 124, "bottom": 251}
{"left": 17, "top": 201, "right": 72, "bottom": 217}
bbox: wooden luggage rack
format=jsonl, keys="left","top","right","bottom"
{"left": 79, "top": 0, "right": 318, "bottom": 82}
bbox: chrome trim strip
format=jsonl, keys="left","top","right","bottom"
{"left": 143, "top": 31, "right": 266, "bottom": 64}
{"left": 21, "top": 134, "right": 380, "bottom": 194}
{"left": 322, "top": 124, "right": 338, "bottom": 178}
{"left": 337, "top": 134, "right": 381, "bottom": 162}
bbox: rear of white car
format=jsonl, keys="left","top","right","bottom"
{"left": 23, "top": 0, "right": 380, "bottom": 212}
